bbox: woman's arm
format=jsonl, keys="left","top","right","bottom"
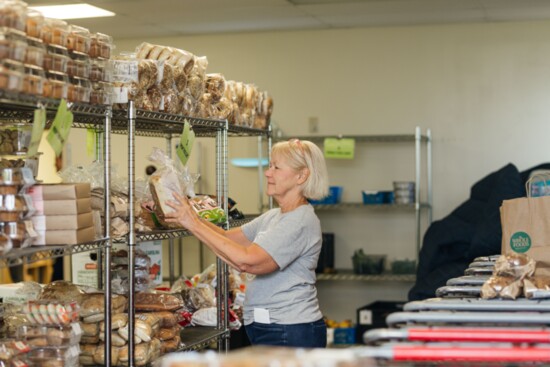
{"left": 165, "top": 193, "right": 277, "bottom": 274}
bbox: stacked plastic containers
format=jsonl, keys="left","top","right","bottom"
{"left": 0, "top": 166, "right": 35, "bottom": 254}
{"left": 0, "top": 339, "right": 32, "bottom": 366}
{"left": 17, "top": 300, "right": 82, "bottom": 367}
{"left": 0, "top": 0, "right": 115, "bottom": 105}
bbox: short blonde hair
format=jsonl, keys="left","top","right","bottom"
{"left": 271, "top": 139, "right": 329, "bottom": 200}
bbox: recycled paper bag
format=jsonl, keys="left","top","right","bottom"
{"left": 501, "top": 195, "right": 550, "bottom": 276}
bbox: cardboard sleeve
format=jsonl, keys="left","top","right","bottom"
{"left": 31, "top": 213, "right": 94, "bottom": 231}
{"left": 34, "top": 226, "right": 96, "bottom": 245}
{"left": 28, "top": 183, "right": 92, "bottom": 200}
{"left": 33, "top": 198, "right": 92, "bottom": 216}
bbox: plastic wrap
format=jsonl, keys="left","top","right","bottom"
{"left": 494, "top": 253, "right": 536, "bottom": 278}
{"left": 480, "top": 275, "right": 522, "bottom": 299}
{"left": 147, "top": 147, "right": 198, "bottom": 229}
{"left": 39, "top": 280, "right": 85, "bottom": 304}
{"left": 16, "top": 323, "right": 82, "bottom": 347}
{"left": 23, "top": 300, "right": 79, "bottom": 325}
{"left": 134, "top": 292, "right": 184, "bottom": 312}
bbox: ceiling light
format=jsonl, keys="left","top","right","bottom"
{"left": 29, "top": 4, "right": 115, "bottom": 19}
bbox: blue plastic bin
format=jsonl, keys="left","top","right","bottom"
{"left": 309, "top": 186, "right": 343, "bottom": 205}
{"left": 362, "top": 190, "right": 394, "bottom": 204}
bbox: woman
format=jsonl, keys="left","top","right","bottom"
{"left": 165, "top": 139, "right": 329, "bottom": 347}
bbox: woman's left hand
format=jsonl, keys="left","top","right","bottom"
{"left": 165, "top": 192, "right": 200, "bottom": 230}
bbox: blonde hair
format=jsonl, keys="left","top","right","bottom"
{"left": 271, "top": 139, "right": 329, "bottom": 200}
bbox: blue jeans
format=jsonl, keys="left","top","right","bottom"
{"left": 245, "top": 319, "right": 327, "bottom": 348}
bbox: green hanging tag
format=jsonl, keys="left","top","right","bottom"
{"left": 176, "top": 120, "right": 195, "bottom": 166}
{"left": 324, "top": 138, "right": 355, "bottom": 159}
{"left": 86, "top": 129, "right": 96, "bottom": 157}
{"left": 27, "top": 106, "right": 46, "bottom": 156}
{"left": 46, "top": 100, "right": 74, "bottom": 157}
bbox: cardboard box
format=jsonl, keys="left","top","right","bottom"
{"left": 32, "top": 213, "right": 94, "bottom": 231}
{"left": 33, "top": 198, "right": 92, "bottom": 216}
{"left": 28, "top": 183, "right": 91, "bottom": 201}
{"left": 34, "top": 226, "right": 95, "bottom": 245}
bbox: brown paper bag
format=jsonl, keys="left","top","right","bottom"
{"left": 501, "top": 195, "right": 550, "bottom": 276}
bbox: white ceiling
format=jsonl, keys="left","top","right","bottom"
{"left": 24, "top": 0, "right": 550, "bottom": 40}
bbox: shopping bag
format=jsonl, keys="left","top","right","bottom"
{"left": 501, "top": 177, "right": 550, "bottom": 276}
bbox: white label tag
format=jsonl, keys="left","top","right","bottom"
{"left": 71, "top": 322, "right": 82, "bottom": 335}
{"left": 234, "top": 292, "right": 245, "bottom": 307}
{"left": 253, "top": 308, "right": 270, "bottom": 324}
{"left": 112, "top": 86, "right": 129, "bottom": 103}
{"left": 359, "top": 310, "right": 373, "bottom": 325}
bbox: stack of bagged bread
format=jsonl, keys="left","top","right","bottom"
{"left": 112, "top": 41, "right": 273, "bottom": 128}
{"left": 80, "top": 291, "right": 184, "bottom": 366}
{"left": 224, "top": 81, "right": 273, "bottom": 129}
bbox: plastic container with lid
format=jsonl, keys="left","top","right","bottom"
{"left": 89, "top": 32, "right": 114, "bottom": 59}
{"left": 41, "top": 18, "right": 68, "bottom": 47}
{"left": 0, "top": 168, "right": 34, "bottom": 194}
{"left": 0, "top": 59, "right": 24, "bottom": 93}
{"left": 90, "top": 81, "right": 112, "bottom": 105}
{"left": 16, "top": 323, "right": 82, "bottom": 347}
{"left": 25, "top": 36, "right": 46, "bottom": 67}
{"left": 43, "top": 71, "right": 68, "bottom": 99}
{"left": 67, "top": 76, "right": 91, "bottom": 103}
{"left": 0, "top": 339, "right": 30, "bottom": 361}
{"left": 0, "top": 221, "right": 32, "bottom": 248}
{"left": 43, "top": 44, "right": 70, "bottom": 74}
{"left": 66, "top": 24, "right": 90, "bottom": 54}
{"left": 67, "top": 51, "right": 90, "bottom": 79}
{"left": 27, "top": 345, "right": 80, "bottom": 367}
{"left": 0, "top": 154, "right": 40, "bottom": 178}
{"left": 0, "top": 195, "right": 27, "bottom": 221}
{"left": 25, "top": 8, "right": 44, "bottom": 38}
{"left": 22, "top": 64, "right": 45, "bottom": 96}
{"left": 0, "top": 27, "right": 27, "bottom": 63}
{"left": 0, "top": 123, "right": 32, "bottom": 155}
{"left": 0, "top": 0, "right": 27, "bottom": 32}
{"left": 90, "top": 58, "right": 110, "bottom": 82}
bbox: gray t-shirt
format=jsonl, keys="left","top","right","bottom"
{"left": 241, "top": 204, "right": 323, "bottom": 325}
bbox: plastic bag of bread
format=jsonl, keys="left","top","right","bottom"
{"left": 155, "top": 325, "right": 180, "bottom": 341}
{"left": 524, "top": 276, "right": 550, "bottom": 299}
{"left": 118, "top": 340, "right": 151, "bottom": 367}
{"left": 99, "top": 331, "right": 127, "bottom": 347}
{"left": 149, "top": 311, "right": 178, "bottom": 328}
{"left": 80, "top": 292, "right": 126, "bottom": 320}
{"left": 160, "top": 334, "right": 181, "bottom": 354}
{"left": 93, "top": 342, "right": 120, "bottom": 366}
{"left": 79, "top": 344, "right": 97, "bottom": 366}
{"left": 148, "top": 147, "right": 198, "bottom": 229}
{"left": 481, "top": 275, "right": 523, "bottom": 299}
{"left": 39, "top": 280, "right": 85, "bottom": 304}
{"left": 205, "top": 73, "right": 226, "bottom": 103}
{"left": 494, "top": 253, "right": 536, "bottom": 279}
{"left": 135, "top": 291, "right": 184, "bottom": 312}
{"left": 99, "top": 313, "right": 128, "bottom": 332}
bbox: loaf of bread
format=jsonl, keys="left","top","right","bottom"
{"left": 156, "top": 325, "right": 180, "bottom": 341}
{"left": 149, "top": 173, "right": 184, "bottom": 229}
{"left": 149, "top": 311, "right": 178, "bottom": 328}
{"left": 93, "top": 343, "right": 120, "bottom": 366}
{"left": 39, "top": 281, "right": 85, "bottom": 304}
{"left": 100, "top": 313, "right": 128, "bottom": 331}
{"left": 99, "top": 331, "right": 127, "bottom": 347}
{"left": 160, "top": 334, "right": 181, "bottom": 354}
{"left": 135, "top": 292, "right": 184, "bottom": 311}
{"left": 118, "top": 341, "right": 150, "bottom": 367}
{"left": 81, "top": 321, "right": 99, "bottom": 337}
{"left": 80, "top": 292, "right": 126, "bottom": 318}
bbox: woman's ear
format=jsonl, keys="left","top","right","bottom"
{"left": 298, "top": 168, "right": 310, "bottom": 184}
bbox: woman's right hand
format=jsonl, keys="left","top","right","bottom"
{"left": 164, "top": 192, "right": 200, "bottom": 231}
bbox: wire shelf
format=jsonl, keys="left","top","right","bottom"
{"left": 0, "top": 239, "right": 108, "bottom": 268}
{"left": 311, "top": 202, "right": 431, "bottom": 210}
{"left": 279, "top": 134, "right": 429, "bottom": 143}
{"left": 228, "top": 124, "right": 270, "bottom": 137}
{"left": 316, "top": 271, "right": 416, "bottom": 282}
{"left": 178, "top": 327, "right": 229, "bottom": 351}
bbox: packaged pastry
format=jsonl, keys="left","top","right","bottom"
{"left": 0, "top": 221, "right": 32, "bottom": 248}
{"left": 0, "top": 59, "right": 24, "bottom": 92}
{"left": 0, "top": 339, "right": 30, "bottom": 361}
{"left": 41, "top": 18, "right": 68, "bottom": 47}
{"left": 481, "top": 275, "right": 522, "bottom": 299}
{"left": 79, "top": 292, "right": 126, "bottom": 319}
{"left": 43, "top": 71, "right": 69, "bottom": 100}
{"left": 67, "top": 76, "right": 91, "bottom": 103}
{"left": 99, "top": 313, "right": 128, "bottom": 332}
{"left": 93, "top": 343, "right": 120, "bottom": 366}
{"left": 25, "top": 36, "right": 46, "bottom": 67}
{"left": 66, "top": 24, "right": 90, "bottom": 54}
{"left": 90, "top": 81, "right": 113, "bottom": 105}
{"left": 67, "top": 51, "right": 91, "bottom": 79}
{"left": 494, "top": 253, "right": 536, "bottom": 279}
{"left": 0, "top": 27, "right": 27, "bottom": 63}
{"left": 22, "top": 64, "right": 45, "bottom": 96}
{"left": 118, "top": 341, "right": 152, "bottom": 367}
{"left": 0, "top": 195, "right": 27, "bottom": 221}
{"left": 162, "top": 88, "right": 180, "bottom": 114}
{"left": 89, "top": 32, "right": 114, "bottom": 59}
{"left": 0, "top": 123, "right": 32, "bottom": 155}
{"left": 27, "top": 345, "right": 80, "bottom": 367}
{"left": 160, "top": 334, "right": 180, "bottom": 354}
{"left": 110, "top": 55, "right": 139, "bottom": 104}
{"left": 90, "top": 58, "right": 109, "bottom": 82}
{"left": 16, "top": 323, "right": 82, "bottom": 347}
{"left": 25, "top": 9, "right": 44, "bottom": 38}
{"left": 43, "top": 44, "right": 70, "bottom": 74}
{"left": 0, "top": 0, "right": 27, "bottom": 32}
{"left": 0, "top": 167, "right": 34, "bottom": 192}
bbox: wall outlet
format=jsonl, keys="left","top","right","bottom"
{"left": 308, "top": 117, "right": 319, "bottom": 133}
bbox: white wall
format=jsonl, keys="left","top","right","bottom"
{"left": 67, "top": 20, "right": 550, "bottom": 321}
